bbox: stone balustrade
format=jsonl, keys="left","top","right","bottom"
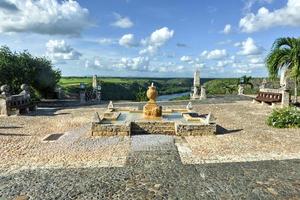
{"left": 0, "top": 84, "right": 36, "bottom": 116}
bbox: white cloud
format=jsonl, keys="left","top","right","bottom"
{"left": 222, "top": 24, "right": 231, "bottom": 34}
{"left": 0, "top": 0, "right": 91, "bottom": 35}
{"left": 97, "top": 38, "right": 114, "bottom": 45}
{"left": 140, "top": 27, "right": 174, "bottom": 55}
{"left": 240, "top": 0, "right": 300, "bottom": 33}
{"left": 236, "top": 37, "right": 264, "bottom": 56}
{"left": 216, "top": 60, "right": 234, "bottom": 67}
{"left": 119, "top": 34, "right": 139, "bottom": 47}
{"left": 139, "top": 46, "right": 158, "bottom": 55}
{"left": 201, "top": 49, "right": 227, "bottom": 60}
{"left": 46, "top": 40, "right": 81, "bottom": 62}
{"left": 111, "top": 13, "right": 133, "bottom": 28}
{"left": 243, "top": 0, "right": 273, "bottom": 13}
{"left": 149, "top": 27, "right": 174, "bottom": 46}
{"left": 117, "top": 56, "right": 150, "bottom": 71}
{"left": 180, "top": 56, "right": 192, "bottom": 62}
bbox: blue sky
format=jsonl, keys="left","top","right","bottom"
{"left": 0, "top": 0, "right": 300, "bottom": 78}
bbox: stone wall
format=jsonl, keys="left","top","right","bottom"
{"left": 91, "top": 123, "right": 131, "bottom": 136}
{"left": 131, "top": 121, "right": 176, "bottom": 135}
{"left": 91, "top": 120, "right": 217, "bottom": 137}
{"left": 176, "top": 123, "right": 216, "bottom": 136}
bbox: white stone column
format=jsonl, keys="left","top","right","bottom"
{"left": 238, "top": 85, "right": 244, "bottom": 95}
{"left": 200, "top": 86, "right": 207, "bottom": 100}
{"left": 281, "top": 90, "right": 290, "bottom": 107}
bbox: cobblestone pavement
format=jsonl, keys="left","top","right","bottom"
{"left": 1, "top": 135, "right": 299, "bottom": 200}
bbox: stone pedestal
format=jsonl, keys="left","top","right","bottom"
{"left": 281, "top": 90, "right": 290, "bottom": 107}
{"left": 143, "top": 103, "right": 162, "bottom": 119}
{"left": 0, "top": 98, "right": 9, "bottom": 116}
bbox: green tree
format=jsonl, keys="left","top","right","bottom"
{"left": 266, "top": 37, "right": 300, "bottom": 103}
{"left": 135, "top": 87, "right": 148, "bottom": 102}
{"left": 0, "top": 46, "right": 61, "bottom": 98}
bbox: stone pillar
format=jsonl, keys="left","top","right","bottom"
{"left": 200, "top": 86, "right": 207, "bottom": 100}
{"left": 92, "top": 75, "right": 98, "bottom": 90}
{"left": 192, "top": 70, "right": 201, "bottom": 99}
{"left": 260, "top": 78, "right": 267, "bottom": 90}
{"left": 96, "top": 91, "right": 101, "bottom": 102}
{"left": 55, "top": 87, "right": 62, "bottom": 99}
{"left": 0, "top": 98, "right": 9, "bottom": 116}
{"left": 80, "top": 91, "right": 86, "bottom": 103}
{"left": 79, "top": 83, "right": 86, "bottom": 104}
{"left": 281, "top": 90, "right": 290, "bottom": 107}
{"left": 0, "top": 85, "right": 10, "bottom": 116}
{"left": 238, "top": 84, "right": 244, "bottom": 95}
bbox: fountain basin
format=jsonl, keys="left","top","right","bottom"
{"left": 91, "top": 107, "right": 216, "bottom": 137}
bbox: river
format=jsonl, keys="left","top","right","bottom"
{"left": 157, "top": 92, "right": 190, "bottom": 101}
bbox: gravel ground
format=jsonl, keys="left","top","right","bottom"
{"left": 178, "top": 101, "right": 300, "bottom": 164}
{"left": 1, "top": 135, "right": 299, "bottom": 199}
{"left": 0, "top": 107, "right": 130, "bottom": 174}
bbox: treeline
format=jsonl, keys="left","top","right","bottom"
{"left": 60, "top": 77, "right": 194, "bottom": 101}
{"left": 0, "top": 46, "right": 61, "bottom": 99}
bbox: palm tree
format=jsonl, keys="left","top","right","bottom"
{"left": 266, "top": 37, "right": 300, "bottom": 103}
{"left": 239, "top": 75, "right": 253, "bottom": 89}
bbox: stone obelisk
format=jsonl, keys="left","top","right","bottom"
{"left": 191, "top": 69, "right": 201, "bottom": 99}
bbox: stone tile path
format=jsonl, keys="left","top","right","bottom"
{"left": 1, "top": 135, "right": 299, "bottom": 199}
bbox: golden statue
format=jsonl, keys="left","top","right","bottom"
{"left": 143, "top": 83, "right": 162, "bottom": 118}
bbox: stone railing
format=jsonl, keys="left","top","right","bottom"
{"left": 0, "top": 84, "right": 36, "bottom": 116}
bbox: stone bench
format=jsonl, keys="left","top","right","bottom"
{"left": 254, "top": 92, "right": 282, "bottom": 104}
{"left": 0, "top": 84, "right": 36, "bottom": 116}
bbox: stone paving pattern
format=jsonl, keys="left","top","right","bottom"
{"left": 1, "top": 135, "right": 300, "bottom": 199}
{"left": 1, "top": 96, "right": 300, "bottom": 199}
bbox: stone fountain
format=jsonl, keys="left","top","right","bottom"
{"left": 143, "top": 83, "right": 162, "bottom": 119}
{"left": 91, "top": 83, "right": 217, "bottom": 137}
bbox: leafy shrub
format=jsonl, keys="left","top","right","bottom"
{"left": 267, "top": 106, "right": 300, "bottom": 128}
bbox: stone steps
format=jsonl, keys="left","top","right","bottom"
{"left": 131, "top": 130, "right": 176, "bottom": 135}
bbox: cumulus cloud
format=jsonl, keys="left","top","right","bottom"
{"left": 117, "top": 56, "right": 150, "bottom": 71}
{"left": 222, "top": 24, "right": 231, "bottom": 34}
{"left": 149, "top": 27, "right": 174, "bottom": 46}
{"left": 111, "top": 13, "right": 133, "bottom": 28}
{"left": 140, "top": 27, "right": 174, "bottom": 55}
{"left": 0, "top": 0, "right": 91, "bottom": 35}
{"left": 236, "top": 37, "right": 264, "bottom": 56}
{"left": 119, "top": 34, "right": 139, "bottom": 47}
{"left": 46, "top": 40, "right": 81, "bottom": 62}
{"left": 240, "top": 0, "right": 300, "bottom": 33}
{"left": 201, "top": 49, "right": 227, "bottom": 60}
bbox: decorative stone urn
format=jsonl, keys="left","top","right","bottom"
{"left": 143, "top": 83, "right": 162, "bottom": 118}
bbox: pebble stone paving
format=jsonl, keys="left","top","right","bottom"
{"left": 1, "top": 135, "right": 300, "bottom": 200}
